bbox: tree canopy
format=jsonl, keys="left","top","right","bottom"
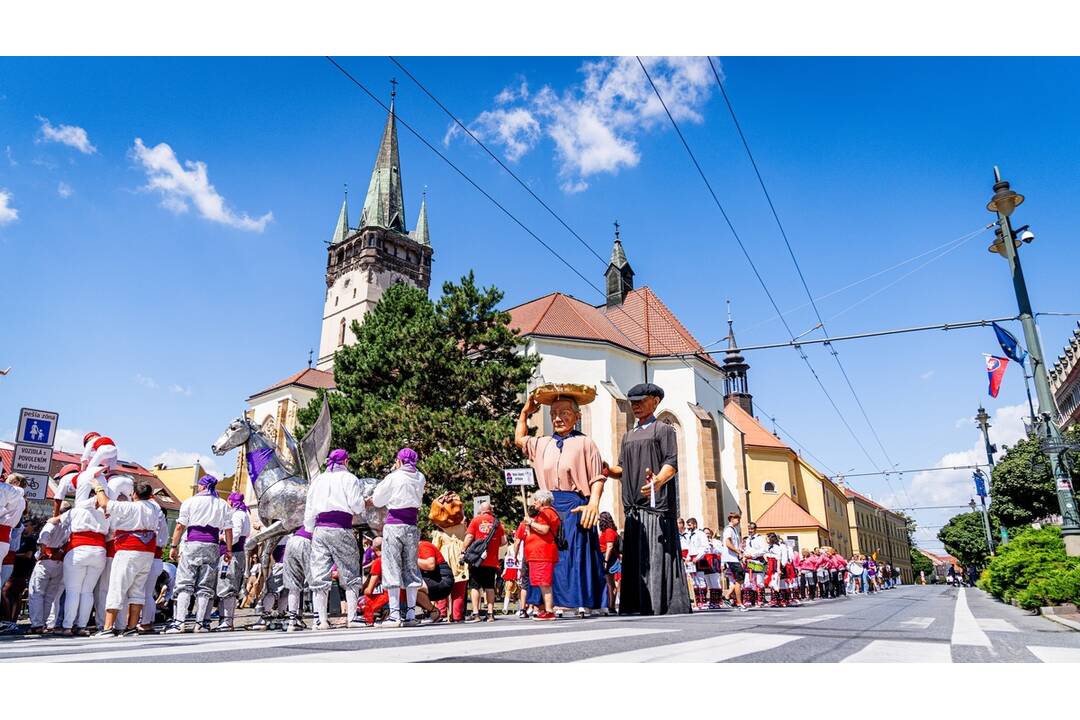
{"left": 938, "top": 511, "right": 998, "bottom": 567}
{"left": 989, "top": 426, "right": 1080, "bottom": 529}
{"left": 297, "top": 273, "right": 540, "bottom": 528}
{"left": 910, "top": 546, "right": 935, "bottom": 582}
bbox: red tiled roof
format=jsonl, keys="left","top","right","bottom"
{"left": 506, "top": 286, "right": 719, "bottom": 368}
{"left": 248, "top": 367, "right": 336, "bottom": 400}
{"left": 756, "top": 493, "right": 826, "bottom": 530}
{"left": 722, "top": 399, "right": 790, "bottom": 450}
{"left": 843, "top": 486, "right": 888, "bottom": 513}
{"left": 1, "top": 445, "right": 181, "bottom": 511}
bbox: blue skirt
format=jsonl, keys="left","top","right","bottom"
{"left": 527, "top": 491, "right": 607, "bottom": 610}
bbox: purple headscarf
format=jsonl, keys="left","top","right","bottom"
{"left": 227, "top": 491, "right": 248, "bottom": 512}
{"left": 397, "top": 447, "right": 419, "bottom": 471}
{"left": 327, "top": 449, "right": 349, "bottom": 471}
{"left": 198, "top": 474, "right": 219, "bottom": 495}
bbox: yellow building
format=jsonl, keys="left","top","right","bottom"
{"left": 153, "top": 461, "right": 235, "bottom": 502}
{"left": 843, "top": 486, "right": 913, "bottom": 583}
{"left": 796, "top": 458, "right": 853, "bottom": 558}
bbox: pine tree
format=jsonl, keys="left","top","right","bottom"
{"left": 297, "top": 273, "right": 540, "bottom": 528}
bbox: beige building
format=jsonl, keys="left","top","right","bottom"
{"left": 153, "top": 461, "right": 235, "bottom": 503}
{"left": 844, "top": 486, "right": 913, "bottom": 583}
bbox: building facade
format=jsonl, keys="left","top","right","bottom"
{"left": 1050, "top": 321, "right": 1080, "bottom": 430}
{"left": 844, "top": 486, "right": 913, "bottom": 583}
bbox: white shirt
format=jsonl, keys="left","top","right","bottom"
{"left": 53, "top": 471, "right": 80, "bottom": 501}
{"left": 154, "top": 506, "right": 169, "bottom": 547}
{"left": 720, "top": 525, "right": 742, "bottom": 563}
{"left": 38, "top": 513, "right": 71, "bottom": 553}
{"left": 0, "top": 483, "right": 26, "bottom": 527}
{"left": 744, "top": 533, "right": 767, "bottom": 560}
{"left": 372, "top": 468, "right": 426, "bottom": 510}
{"left": 71, "top": 468, "right": 108, "bottom": 504}
{"left": 303, "top": 469, "right": 365, "bottom": 532}
{"left": 228, "top": 508, "right": 251, "bottom": 544}
{"left": 178, "top": 493, "right": 231, "bottom": 531}
{"left": 69, "top": 500, "right": 109, "bottom": 534}
{"left": 685, "top": 529, "right": 710, "bottom": 561}
{"left": 108, "top": 499, "right": 161, "bottom": 532}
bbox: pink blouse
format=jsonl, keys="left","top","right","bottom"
{"left": 523, "top": 435, "right": 606, "bottom": 497}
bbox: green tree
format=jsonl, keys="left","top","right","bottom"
{"left": 938, "top": 511, "right": 998, "bottom": 567}
{"left": 910, "top": 546, "right": 935, "bottom": 582}
{"left": 989, "top": 427, "right": 1080, "bottom": 529}
{"left": 297, "top": 273, "right": 540, "bottom": 529}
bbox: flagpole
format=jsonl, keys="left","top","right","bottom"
{"left": 1021, "top": 371, "right": 1037, "bottom": 428}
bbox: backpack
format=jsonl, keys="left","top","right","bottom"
{"left": 552, "top": 510, "right": 569, "bottom": 551}
{"left": 462, "top": 517, "right": 501, "bottom": 568}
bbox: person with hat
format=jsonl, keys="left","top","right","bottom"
{"left": 616, "top": 382, "right": 691, "bottom": 615}
{"left": 369, "top": 447, "right": 426, "bottom": 628}
{"left": 59, "top": 466, "right": 111, "bottom": 635}
{"left": 304, "top": 448, "right": 365, "bottom": 630}
{"left": 515, "top": 386, "right": 609, "bottom": 617}
{"left": 137, "top": 500, "right": 169, "bottom": 631}
{"left": 28, "top": 503, "right": 71, "bottom": 634}
{"left": 215, "top": 491, "right": 251, "bottom": 631}
{"left": 51, "top": 463, "right": 82, "bottom": 516}
{"left": 89, "top": 477, "right": 160, "bottom": 636}
{"left": 165, "top": 474, "right": 232, "bottom": 633}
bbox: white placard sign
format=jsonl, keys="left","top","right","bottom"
{"left": 503, "top": 467, "right": 536, "bottom": 487}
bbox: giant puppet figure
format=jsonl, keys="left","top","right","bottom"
{"left": 210, "top": 406, "right": 384, "bottom": 598}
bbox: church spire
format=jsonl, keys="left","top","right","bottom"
{"left": 605, "top": 220, "right": 634, "bottom": 307}
{"left": 412, "top": 191, "right": 430, "bottom": 247}
{"left": 329, "top": 186, "right": 349, "bottom": 246}
{"left": 722, "top": 301, "right": 753, "bottom": 414}
{"left": 360, "top": 83, "right": 406, "bottom": 233}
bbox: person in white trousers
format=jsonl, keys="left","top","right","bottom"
{"left": 27, "top": 505, "right": 71, "bottom": 633}
{"left": 60, "top": 465, "right": 112, "bottom": 636}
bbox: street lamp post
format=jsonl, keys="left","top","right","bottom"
{"left": 987, "top": 168, "right": 1080, "bottom": 556}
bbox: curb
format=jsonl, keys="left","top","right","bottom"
{"left": 1040, "top": 608, "right": 1080, "bottom": 632}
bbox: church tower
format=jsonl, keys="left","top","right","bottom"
{"left": 722, "top": 303, "right": 752, "bottom": 414}
{"left": 317, "top": 92, "right": 434, "bottom": 371}
{"left": 605, "top": 222, "right": 634, "bottom": 307}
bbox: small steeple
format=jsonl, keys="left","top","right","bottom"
{"left": 605, "top": 220, "right": 634, "bottom": 307}
{"left": 360, "top": 82, "right": 406, "bottom": 233}
{"left": 329, "top": 186, "right": 349, "bottom": 246}
{"left": 412, "top": 190, "right": 430, "bottom": 247}
{"left": 722, "top": 301, "right": 752, "bottom": 414}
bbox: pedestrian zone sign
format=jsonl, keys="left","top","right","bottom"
{"left": 17, "top": 408, "right": 59, "bottom": 447}
{"left": 503, "top": 468, "right": 536, "bottom": 487}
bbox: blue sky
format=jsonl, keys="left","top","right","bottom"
{"left": 2, "top": 56, "right": 1079, "bottom": 550}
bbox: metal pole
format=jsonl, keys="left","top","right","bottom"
{"left": 979, "top": 495, "right": 994, "bottom": 556}
{"left": 989, "top": 168, "right": 1080, "bottom": 556}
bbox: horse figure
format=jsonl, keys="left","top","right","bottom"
{"left": 211, "top": 417, "right": 309, "bottom": 595}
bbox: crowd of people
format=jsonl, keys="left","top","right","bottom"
{"left": 0, "top": 382, "right": 906, "bottom": 637}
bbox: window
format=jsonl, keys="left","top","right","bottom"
{"left": 338, "top": 318, "right": 346, "bottom": 347}
{"left": 763, "top": 481, "right": 777, "bottom": 494}
{"left": 352, "top": 288, "right": 357, "bottom": 299}
{"left": 785, "top": 536, "right": 800, "bottom": 552}
{"left": 334, "top": 296, "right": 338, "bottom": 307}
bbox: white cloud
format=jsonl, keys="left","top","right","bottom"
{"left": 450, "top": 57, "right": 716, "bottom": 193}
{"left": 0, "top": 189, "right": 17, "bottom": 226}
{"left": 36, "top": 116, "right": 97, "bottom": 154}
{"left": 920, "top": 370, "right": 935, "bottom": 380}
{"left": 134, "top": 373, "right": 159, "bottom": 390}
{"left": 169, "top": 383, "right": 192, "bottom": 397}
{"left": 130, "top": 138, "right": 273, "bottom": 232}
{"left": 5, "top": 146, "right": 16, "bottom": 167}
{"left": 150, "top": 448, "right": 221, "bottom": 477}
{"left": 57, "top": 181, "right": 73, "bottom": 199}
{"left": 54, "top": 427, "right": 89, "bottom": 454}
{"left": 883, "top": 403, "right": 1029, "bottom": 514}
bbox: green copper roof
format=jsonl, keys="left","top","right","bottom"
{"left": 360, "top": 99, "right": 406, "bottom": 233}
{"left": 609, "top": 238, "right": 628, "bottom": 268}
{"left": 329, "top": 195, "right": 349, "bottom": 246}
{"left": 411, "top": 194, "right": 430, "bottom": 247}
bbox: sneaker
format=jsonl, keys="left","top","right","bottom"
{"left": 533, "top": 611, "right": 557, "bottom": 621}
{"left": 194, "top": 622, "right": 212, "bottom": 633}
{"left": 346, "top": 620, "right": 368, "bottom": 629}
{"left": 577, "top": 607, "right": 590, "bottom": 619}
{"left": 214, "top": 622, "right": 234, "bottom": 632}
{"left": 401, "top": 618, "right": 422, "bottom": 628}
{"left": 248, "top": 616, "right": 271, "bottom": 631}
{"left": 73, "top": 627, "right": 89, "bottom": 637}
{"left": 464, "top": 614, "right": 482, "bottom": 624}
{"left": 554, "top": 609, "right": 564, "bottom": 619}
{"left": 738, "top": 605, "right": 749, "bottom": 612}
{"left": 312, "top": 621, "right": 331, "bottom": 631}
{"left": 121, "top": 627, "right": 142, "bottom": 637}
{"left": 92, "top": 628, "right": 119, "bottom": 638}
{"left": 377, "top": 618, "right": 402, "bottom": 629}
{"left": 517, "top": 609, "right": 528, "bottom": 619}
{"left": 163, "top": 621, "right": 185, "bottom": 634}
{"left": 426, "top": 609, "right": 442, "bottom": 625}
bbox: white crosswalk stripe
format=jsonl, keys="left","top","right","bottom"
{"left": 951, "top": 588, "right": 992, "bottom": 648}
{"left": 841, "top": 640, "right": 953, "bottom": 663}
{"left": 260, "top": 627, "right": 672, "bottom": 662}
{"left": 776, "top": 614, "right": 841, "bottom": 626}
{"left": 900, "top": 617, "right": 935, "bottom": 629}
{"left": 976, "top": 618, "right": 1018, "bottom": 633}
{"left": 579, "top": 632, "right": 801, "bottom": 662}
{"left": 1027, "top": 645, "right": 1080, "bottom": 663}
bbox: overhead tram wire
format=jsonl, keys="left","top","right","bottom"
{"left": 707, "top": 56, "right": 912, "bottom": 509}
{"left": 834, "top": 464, "right": 988, "bottom": 479}
{"left": 635, "top": 56, "right": 886, "bottom": 480}
{"left": 326, "top": 57, "right": 822, "bottom": 479}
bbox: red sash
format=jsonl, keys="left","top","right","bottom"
{"left": 68, "top": 531, "right": 107, "bottom": 550}
{"left": 114, "top": 531, "right": 155, "bottom": 554}
{"left": 106, "top": 539, "right": 116, "bottom": 558}
{"left": 41, "top": 546, "right": 66, "bottom": 561}
{"left": 0, "top": 525, "right": 11, "bottom": 543}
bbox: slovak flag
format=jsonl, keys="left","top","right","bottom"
{"left": 986, "top": 355, "right": 1009, "bottom": 398}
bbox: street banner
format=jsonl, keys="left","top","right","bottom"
{"left": 973, "top": 471, "right": 987, "bottom": 498}
{"left": 985, "top": 355, "right": 1009, "bottom": 398}
{"left": 992, "top": 322, "right": 1027, "bottom": 365}
{"left": 300, "top": 395, "right": 332, "bottom": 481}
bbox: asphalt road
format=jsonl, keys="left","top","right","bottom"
{"left": 2, "top": 584, "right": 1078, "bottom": 662}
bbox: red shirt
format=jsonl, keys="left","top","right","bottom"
{"left": 466, "top": 513, "right": 505, "bottom": 568}
{"left": 514, "top": 521, "right": 528, "bottom": 543}
{"left": 418, "top": 540, "right": 445, "bottom": 565}
{"left": 524, "top": 507, "right": 560, "bottom": 563}
{"left": 599, "top": 528, "right": 619, "bottom": 558}
{"left": 367, "top": 556, "right": 383, "bottom": 595}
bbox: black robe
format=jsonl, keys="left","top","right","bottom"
{"left": 617, "top": 420, "right": 691, "bottom": 615}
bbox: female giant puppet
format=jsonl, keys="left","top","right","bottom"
{"left": 514, "top": 383, "right": 609, "bottom": 616}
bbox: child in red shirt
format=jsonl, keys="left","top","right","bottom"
{"left": 523, "top": 491, "right": 560, "bottom": 621}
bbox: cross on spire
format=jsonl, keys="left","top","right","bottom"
{"left": 390, "top": 77, "right": 398, "bottom": 101}
{"left": 613, "top": 219, "right": 620, "bottom": 239}
{"left": 308, "top": 348, "right": 313, "bottom": 368}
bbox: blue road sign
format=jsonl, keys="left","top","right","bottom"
{"left": 21, "top": 418, "right": 53, "bottom": 445}
{"left": 973, "top": 471, "right": 987, "bottom": 498}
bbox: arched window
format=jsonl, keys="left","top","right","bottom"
{"left": 763, "top": 481, "right": 777, "bottom": 494}
{"left": 338, "top": 318, "right": 346, "bottom": 347}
